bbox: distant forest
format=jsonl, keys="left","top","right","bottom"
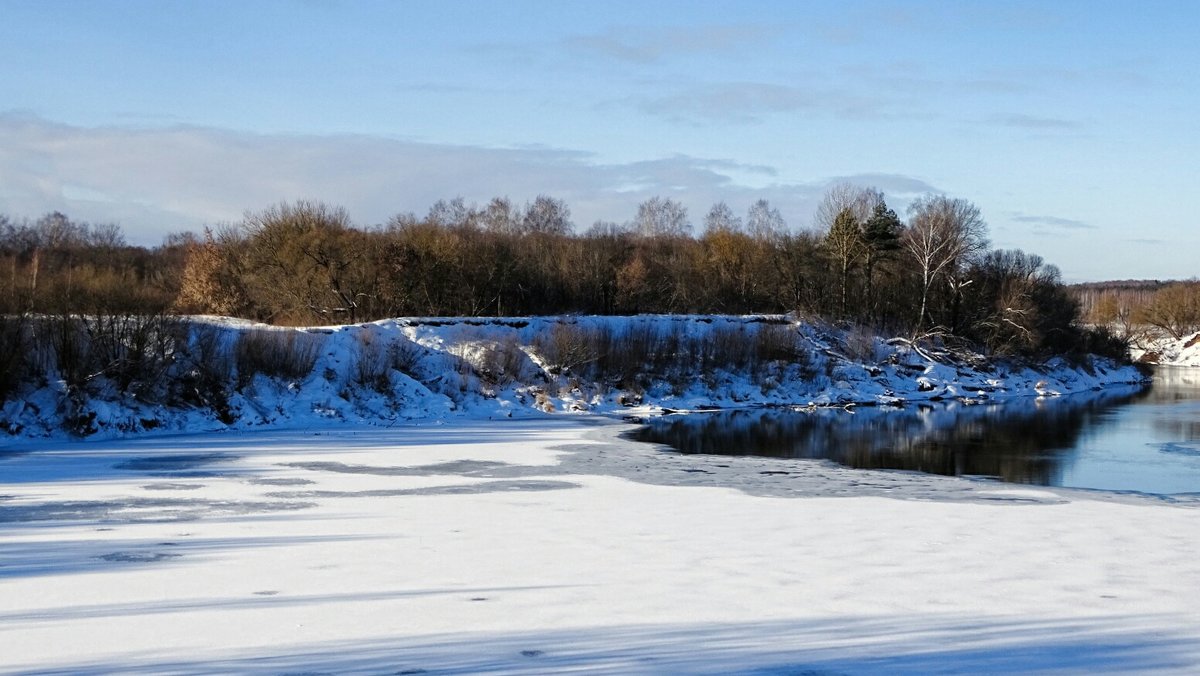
{"left": 6, "top": 185, "right": 1192, "bottom": 372}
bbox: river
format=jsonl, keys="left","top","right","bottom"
{"left": 631, "top": 367, "right": 1200, "bottom": 496}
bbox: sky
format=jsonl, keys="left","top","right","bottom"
{"left": 1, "top": 0, "right": 1197, "bottom": 281}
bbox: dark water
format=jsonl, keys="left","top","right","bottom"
{"left": 631, "top": 367, "right": 1200, "bottom": 495}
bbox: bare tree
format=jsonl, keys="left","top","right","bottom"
{"left": 481, "top": 197, "right": 522, "bottom": 235}
{"left": 1139, "top": 282, "right": 1200, "bottom": 340}
{"left": 746, "top": 199, "right": 785, "bottom": 240}
{"left": 176, "top": 226, "right": 249, "bottom": 316}
{"left": 703, "top": 201, "right": 741, "bottom": 234}
{"left": 634, "top": 196, "right": 690, "bottom": 237}
{"left": 904, "top": 194, "right": 988, "bottom": 333}
{"left": 585, "top": 220, "right": 630, "bottom": 237}
{"left": 521, "top": 195, "right": 572, "bottom": 236}
{"left": 427, "top": 197, "right": 476, "bottom": 229}
{"left": 813, "top": 184, "right": 881, "bottom": 232}
{"left": 243, "top": 201, "right": 373, "bottom": 322}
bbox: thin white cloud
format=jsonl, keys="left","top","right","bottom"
{"left": 989, "top": 114, "right": 1082, "bottom": 130}
{"left": 631, "top": 82, "right": 888, "bottom": 124}
{"left": 827, "top": 173, "right": 940, "bottom": 197}
{"left": 565, "top": 24, "right": 781, "bottom": 64}
{"left": 1011, "top": 213, "right": 1095, "bottom": 230}
{"left": 0, "top": 115, "right": 939, "bottom": 243}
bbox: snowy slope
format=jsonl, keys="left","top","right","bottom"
{"left": 1, "top": 315, "right": 1147, "bottom": 440}
{"left": 1130, "top": 329, "right": 1200, "bottom": 366}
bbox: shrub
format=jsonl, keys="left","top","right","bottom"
{"left": 593, "top": 323, "right": 656, "bottom": 388}
{"left": 388, "top": 339, "right": 424, "bottom": 376}
{"left": 755, "top": 323, "right": 806, "bottom": 364}
{"left": 840, "top": 325, "right": 879, "bottom": 363}
{"left": 85, "top": 310, "right": 183, "bottom": 397}
{"left": 1076, "top": 325, "right": 1130, "bottom": 363}
{"left": 235, "top": 329, "right": 323, "bottom": 384}
{"left": 469, "top": 336, "right": 527, "bottom": 386}
{"left": 533, "top": 322, "right": 601, "bottom": 375}
{"left": 354, "top": 332, "right": 391, "bottom": 392}
{"left": 176, "top": 324, "right": 236, "bottom": 421}
{"left": 702, "top": 325, "right": 752, "bottom": 371}
{"left": 0, "top": 314, "right": 28, "bottom": 401}
{"left": 42, "top": 314, "right": 92, "bottom": 389}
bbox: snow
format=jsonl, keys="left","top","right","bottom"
{"left": 2, "top": 315, "right": 1147, "bottom": 440}
{"left": 1131, "top": 330, "right": 1200, "bottom": 367}
{"left": 0, "top": 315, "right": 1180, "bottom": 672}
{"left": 2, "top": 419, "right": 1199, "bottom": 674}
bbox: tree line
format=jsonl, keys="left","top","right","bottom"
{"left": 1074, "top": 280, "right": 1200, "bottom": 341}
{"left": 1, "top": 185, "right": 1123, "bottom": 364}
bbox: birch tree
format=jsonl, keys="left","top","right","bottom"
{"left": 904, "top": 194, "right": 988, "bottom": 333}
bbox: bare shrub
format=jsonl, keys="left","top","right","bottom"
{"left": 702, "top": 325, "right": 752, "bottom": 371}
{"left": 388, "top": 339, "right": 423, "bottom": 376}
{"left": 593, "top": 324, "right": 651, "bottom": 388}
{"left": 534, "top": 322, "right": 601, "bottom": 375}
{"left": 652, "top": 323, "right": 683, "bottom": 372}
{"left": 472, "top": 336, "right": 527, "bottom": 386}
{"left": 0, "top": 315, "right": 29, "bottom": 401}
{"left": 235, "top": 329, "right": 323, "bottom": 384}
{"left": 754, "top": 324, "right": 806, "bottom": 364}
{"left": 585, "top": 321, "right": 693, "bottom": 389}
{"left": 176, "top": 324, "right": 235, "bottom": 421}
{"left": 354, "top": 332, "right": 391, "bottom": 392}
{"left": 841, "top": 325, "right": 879, "bottom": 363}
{"left": 43, "top": 314, "right": 92, "bottom": 389}
{"left": 85, "top": 310, "right": 183, "bottom": 396}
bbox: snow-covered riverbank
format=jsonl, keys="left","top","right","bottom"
{"left": 2, "top": 418, "right": 1198, "bottom": 674}
{"left": 2, "top": 315, "right": 1146, "bottom": 440}
{"left": 1131, "top": 329, "right": 1200, "bottom": 367}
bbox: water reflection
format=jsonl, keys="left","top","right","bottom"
{"left": 632, "top": 369, "right": 1200, "bottom": 494}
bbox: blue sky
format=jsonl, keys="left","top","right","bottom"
{"left": 1, "top": 0, "right": 1197, "bottom": 281}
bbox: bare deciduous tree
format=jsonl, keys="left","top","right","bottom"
{"left": 904, "top": 194, "right": 988, "bottom": 333}
{"left": 427, "top": 197, "right": 476, "bottom": 229}
{"left": 634, "top": 196, "right": 690, "bottom": 238}
{"left": 481, "top": 197, "right": 522, "bottom": 235}
{"left": 1138, "top": 282, "right": 1200, "bottom": 340}
{"left": 703, "top": 201, "right": 741, "bottom": 234}
{"left": 746, "top": 199, "right": 785, "bottom": 240}
{"left": 243, "top": 201, "right": 374, "bottom": 322}
{"left": 521, "top": 195, "right": 572, "bottom": 236}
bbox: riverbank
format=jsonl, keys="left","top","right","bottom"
{"left": 1131, "top": 328, "right": 1200, "bottom": 366}
{"left": 1, "top": 315, "right": 1146, "bottom": 440}
{"left": 2, "top": 418, "right": 1198, "bottom": 673}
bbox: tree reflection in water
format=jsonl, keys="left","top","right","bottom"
{"left": 631, "top": 386, "right": 1154, "bottom": 486}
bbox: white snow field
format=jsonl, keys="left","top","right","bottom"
{"left": 2, "top": 418, "right": 1199, "bottom": 674}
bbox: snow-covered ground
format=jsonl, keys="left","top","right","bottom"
{"left": 1131, "top": 329, "right": 1200, "bottom": 367}
{"left": 2, "top": 418, "right": 1199, "bottom": 674}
